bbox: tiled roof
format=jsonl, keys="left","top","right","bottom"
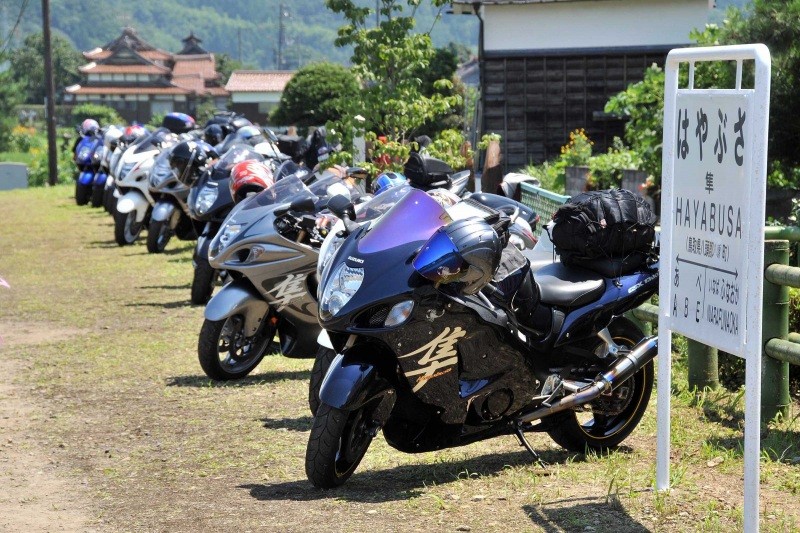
{"left": 85, "top": 49, "right": 172, "bottom": 62}
{"left": 172, "top": 55, "right": 218, "bottom": 79}
{"left": 65, "top": 85, "right": 190, "bottom": 95}
{"left": 225, "top": 70, "right": 294, "bottom": 93}
{"left": 79, "top": 63, "right": 170, "bottom": 74}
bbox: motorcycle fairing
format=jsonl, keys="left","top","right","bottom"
{"left": 78, "top": 170, "right": 95, "bottom": 186}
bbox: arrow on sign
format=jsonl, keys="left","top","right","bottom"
{"left": 676, "top": 255, "right": 738, "bottom": 278}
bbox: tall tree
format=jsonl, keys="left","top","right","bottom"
{"left": 325, "top": 0, "right": 460, "bottom": 143}
{"left": 0, "top": 53, "right": 23, "bottom": 151}
{"left": 9, "top": 32, "right": 82, "bottom": 104}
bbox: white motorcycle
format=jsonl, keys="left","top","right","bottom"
{"left": 113, "top": 129, "right": 177, "bottom": 246}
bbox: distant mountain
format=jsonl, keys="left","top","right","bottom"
{"left": 5, "top": 0, "right": 478, "bottom": 68}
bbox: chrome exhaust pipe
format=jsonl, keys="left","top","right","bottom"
{"left": 517, "top": 335, "right": 658, "bottom": 424}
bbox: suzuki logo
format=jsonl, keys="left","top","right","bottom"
{"left": 399, "top": 326, "right": 466, "bottom": 392}
{"left": 266, "top": 274, "right": 306, "bottom": 311}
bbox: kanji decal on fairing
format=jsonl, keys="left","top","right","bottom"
{"left": 266, "top": 274, "right": 306, "bottom": 311}
{"left": 399, "top": 326, "right": 466, "bottom": 392}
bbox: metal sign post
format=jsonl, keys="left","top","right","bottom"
{"left": 658, "top": 44, "right": 771, "bottom": 533}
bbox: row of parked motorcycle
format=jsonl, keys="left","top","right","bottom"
{"left": 72, "top": 110, "right": 661, "bottom": 489}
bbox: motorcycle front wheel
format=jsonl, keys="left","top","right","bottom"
{"left": 545, "top": 318, "right": 653, "bottom": 452}
{"left": 90, "top": 186, "right": 104, "bottom": 208}
{"left": 308, "top": 346, "right": 337, "bottom": 415}
{"left": 103, "top": 187, "right": 115, "bottom": 214}
{"left": 191, "top": 261, "right": 217, "bottom": 305}
{"left": 146, "top": 219, "right": 173, "bottom": 253}
{"left": 197, "top": 315, "right": 275, "bottom": 380}
{"left": 113, "top": 209, "right": 144, "bottom": 246}
{"left": 305, "top": 402, "right": 377, "bottom": 488}
{"left": 75, "top": 182, "right": 91, "bottom": 206}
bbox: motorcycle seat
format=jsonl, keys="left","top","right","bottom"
{"left": 534, "top": 262, "right": 605, "bottom": 307}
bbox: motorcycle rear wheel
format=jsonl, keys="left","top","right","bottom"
{"left": 308, "top": 346, "right": 337, "bottom": 415}
{"left": 545, "top": 318, "right": 653, "bottom": 452}
{"left": 113, "top": 209, "right": 144, "bottom": 246}
{"left": 146, "top": 219, "right": 173, "bottom": 253}
{"left": 305, "top": 402, "right": 376, "bottom": 488}
{"left": 103, "top": 187, "right": 115, "bottom": 214}
{"left": 75, "top": 182, "right": 91, "bottom": 206}
{"left": 197, "top": 315, "right": 275, "bottom": 380}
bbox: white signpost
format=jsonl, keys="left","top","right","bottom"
{"left": 658, "top": 44, "right": 771, "bottom": 533}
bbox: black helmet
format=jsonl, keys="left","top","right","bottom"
{"left": 204, "top": 124, "right": 224, "bottom": 146}
{"left": 169, "top": 140, "right": 217, "bottom": 186}
{"left": 413, "top": 217, "right": 503, "bottom": 295}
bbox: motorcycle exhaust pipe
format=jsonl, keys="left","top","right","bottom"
{"left": 517, "top": 335, "right": 658, "bottom": 425}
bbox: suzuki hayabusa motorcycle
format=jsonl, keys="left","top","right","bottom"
{"left": 113, "top": 128, "right": 177, "bottom": 246}
{"left": 146, "top": 146, "right": 199, "bottom": 253}
{"left": 306, "top": 189, "right": 659, "bottom": 488}
{"left": 199, "top": 172, "right": 357, "bottom": 381}
{"left": 74, "top": 133, "right": 105, "bottom": 207}
{"left": 308, "top": 183, "right": 538, "bottom": 415}
{"left": 187, "top": 144, "right": 267, "bottom": 305}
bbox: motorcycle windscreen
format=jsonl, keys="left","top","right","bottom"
{"left": 358, "top": 188, "right": 451, "bottom": 254}
{"left": 216, "top": 145, "right": 265, "bottom": 171}
{"left": 355, "top": 184, "right": 412, "bottom": 222}
{"left": 239, "top": 175, "right": 315, "bottom": 211}
{"left": 308, "top": 175, "right": 354, "bottom": 201}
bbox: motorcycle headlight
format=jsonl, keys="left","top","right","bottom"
{"left": 119, "top": 162, "right": 135, "bottom": 179}
{"left": 319, "top": 263, "right": 364, "bottom": 319}
{"left": 149, "top": 164, "right": 172, "bottom": 188}
{"left": 317, "top": 234, "right": 344, "bottom": 281}
{"left": 195, "top": 185, "right": 219, "bottom": 215}
{"left": 218, "top": 224, "right": 241, "bottom": 250}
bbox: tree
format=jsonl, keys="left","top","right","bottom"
{"left": 9, "top": 32, "right": 83, "bottom": 104}
{"left": 325, "top": 0, "right": 461, "bottom": 144}
{"left": 71, "top": 104, "right": 123, "bottom": 127}
{"left": 215, "top": 53, "right": 249, "bottom": 86}
{"left": 0, "top": 53, "right": 23, "bottom": 151}
{"left": 270, "top": 62, "right": 360, "bottom": 129}
{"left": 415, "top": 44, "right": 467, "bottom": 136}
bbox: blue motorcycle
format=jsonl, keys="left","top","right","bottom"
{"left": 74, "top": 134, "right": 107, "bottom": 207}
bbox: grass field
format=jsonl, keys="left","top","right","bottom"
{"left": 0, "top": 185, "right": 799, "bottom": 532}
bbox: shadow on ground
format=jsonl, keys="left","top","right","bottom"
{"left": 259, "top": 416, "right": 313, "bottom": 432}
{"left": 166, "top": 369, "right": 310, "bottom": 388}
{"left": 239, "top": 448, "right": 584, "bottom": 504}
{"left": 524, "top": 500, "right": 650, "bottom": 533}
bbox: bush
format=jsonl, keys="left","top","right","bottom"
{"left": 587, "top": 137, "right": 643, "bottom": 190}
{"left": 425, "top": 129, "right": 472, "bottom": 171}
{"left": 71, "top": 103, "right": 123, "bottom": 128}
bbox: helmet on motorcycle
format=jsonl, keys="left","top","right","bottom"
{"left": 413, "top": 217, "right": 503, "bottom": 295}
{"left": 235, "top": 125, "right": 262, "bottom": 142}
{"left": 229, "top": 160, "right": 275, "bottom": 203}
{"left": 121, "top": 123, "right": 147, "bottom": 144}
{"left": 162, "top": 112, "right": 196, "bottom": 134}
{"left": 103, "top": 125, "right": 124, "bottom": 151}
{"left": 204, "top": 124, "right": 224, "bottom": 146}
{"left": 169, "top": 140, "right": 214, "bottom": 187}
{"left": 372, "top": 172, "right": 406, "bottom": 195}
{"left": 81, "top": 118, "right": 100, "bottom": 136}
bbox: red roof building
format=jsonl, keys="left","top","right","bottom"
{"left": 65, "top": 28, "right": 229, "bottom": 124}
{"left": 225, "top": 70, "right": 294, "bottom": 125}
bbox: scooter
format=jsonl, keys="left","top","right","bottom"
{"left": 74, "top": 133, "right": 105, "bottom": 207}
{"left": 113, "top": 128, "right": 177, "bottom": 246}
{"left": 146, "top": 145, "right": 199, "bottom": 253}
{"left": 305, "top": 188, "right": 659, "bottom": 488}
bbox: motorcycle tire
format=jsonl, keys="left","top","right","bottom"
{"left": 308, "top": 346, "right": 337, "bottom": 415}
{"left": 305, "top": 402, "right": 376, "bottom": 488}
{"left": 113, "top": 208, "right": 143, "bottom": 246}
{"left": 90, "top": 187, "right": 104, "bottom": 208}
{"left": 545, "top": 318, "right": 653, "bottom": 453}
{"left": 197, "top": 315, "right": 275, "bottom": 380}
{"left": 75, "top": 182, "right": 91, "bottom": 206}
{"left": 191, "top": 261, "right": 217, "bottom": 305}
{"left": 103, "top": 187, "right": 115, "bottom": 214}
{"left": 146, "top": 219, "right": 173, "bottom": 254}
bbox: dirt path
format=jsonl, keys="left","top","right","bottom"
{"left": 0, "top": 322, "right": 99, "bottom": 532}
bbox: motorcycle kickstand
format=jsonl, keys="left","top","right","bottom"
{"left": 513, "top": 423, "right": 547, "bottom": 467}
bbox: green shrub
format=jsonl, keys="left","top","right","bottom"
{"left": 71, "top": 103, "right": 123, "bottom": 128}
{"left": 587, "top": 137, "right": 643, "bottom": 190}
{"left": 425, "top": 129, "right": 471, "bottom": 171}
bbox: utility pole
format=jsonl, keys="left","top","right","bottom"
{"left": 42, "top": 0, "right": 58, "bottom": 186}
{"left": 277, "top": 3, "right": 287, "bottom": 69}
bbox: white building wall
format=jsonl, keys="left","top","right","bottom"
{"left": 230, "top": 92, "right": 282, "bottom": 104}
{"left": 483, "top": 0, "right": 710, "bottom": 52}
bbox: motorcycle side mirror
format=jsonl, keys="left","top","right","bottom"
{"left": 327, "top": 194, "right": 358, "bottom": 234}
{"left": 290, "top": 196, "right": 316, "bottom": 214}
{"left": 263, "top": 128, "right": 279, "bottom": 143}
